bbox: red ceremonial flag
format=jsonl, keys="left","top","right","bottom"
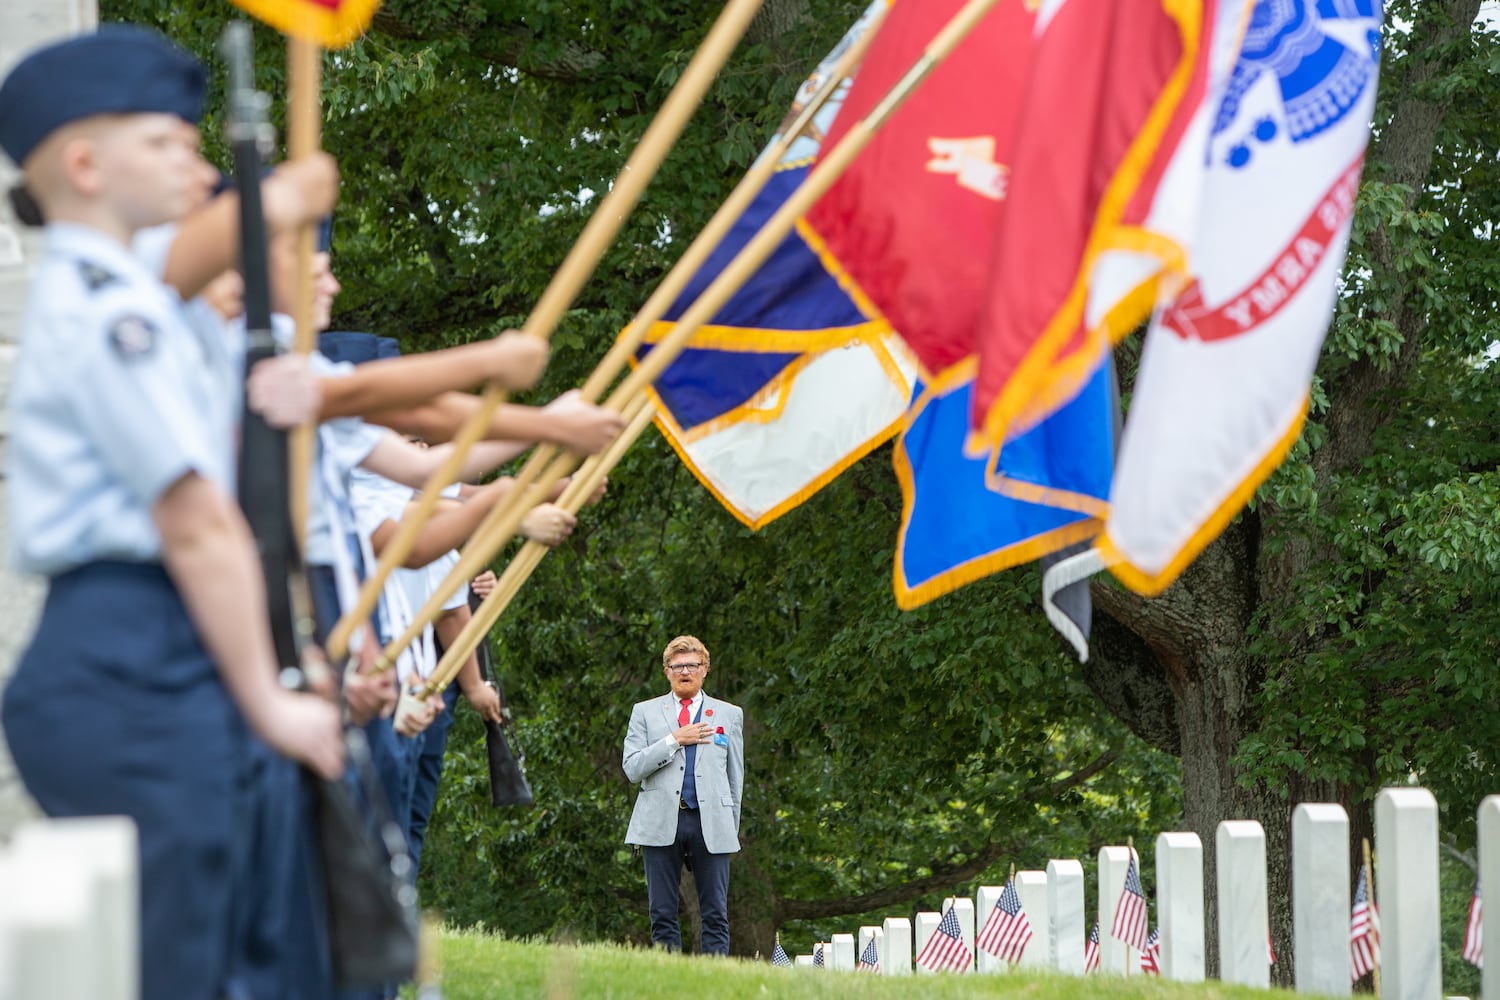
{"left": 971, "top": 0, "right": 1210, "bottom": 448}
{"left": 228, "top": 0, "right": 381, "bottom": 47}
{"left": 916, "top": 904, "right": 971, "bottom": 973}
{"left": 1084, "top": 918, "right": 1101, "bottom": 972}
{"left": 805, "top": 0, "right": 1037, "bottom": 379}
{"left": 976, "top": 878, "right": 1034, "bottom": 964}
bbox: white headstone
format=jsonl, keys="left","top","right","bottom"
{"left": 1098, "top": 846, "right": 1137, "bottom": 976}
{"left": 830, "top": 933, "right": 855, "bottom": 971}
{"left": 10, "top": 817, "right": 138, "bottom": 1000}
{"left": 794, "top": 954, "right": 814, "bottom": 967}
{"left": 881, "top": 916, "right": 911, "bottom": 975}
{"left": 1376, "top": 787, "right": 1442, "bottom": 999}
{"left": 1478, "top": 796, "right": 1500, "bottom": 1000}
{"left": 974, "top": 886, "right": 1007, "bottom": 974}
{"left": 1156, "top": 831, "right": 1205, "bottom": 982}
{"left": 1014, "top": 871, "right": 1050, "bottom": 969}
{"left": 1292, "top": 804, "right": 1350, "bottom": 996}
{"left": 1048, "top": 859, "right": 1086, "bottom": 974}
{"left": 914, "top": 911, "right": 940, "bottom": 975}
{"left": 858, "top": 925, "right": 883, "bottom": 971}
{"left": 942, "top": 896, "right": 976, "bottom": 971}
{"left": 0, "top": 857, "right": 101, "bottom": 999}
{"left": 1216, "top": 820, "right": 1269, "bottom": 988}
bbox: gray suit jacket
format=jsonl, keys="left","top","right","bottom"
{"left": 622, "top": 693, "right": 744, "bottom": 854}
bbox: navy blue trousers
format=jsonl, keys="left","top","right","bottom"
{"left": 643, "top": 807, "right": 731, "bottom": 955}
{"left": 2, "top": 562, "right": 250, "bottom": 1000}
{"left": 406, "top": 684, "right": 459, "bottom": 873}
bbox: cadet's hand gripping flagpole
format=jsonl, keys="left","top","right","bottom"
{"left": 367, "top": 8, "right": 888, "bottom": 673}
{"left": 374, "top": 0, "right": 998, "bottom": 675}
{"left": 325, "top": 0, "right": 768, "bottom": 662}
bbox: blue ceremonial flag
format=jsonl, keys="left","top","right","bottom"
{"left": 630, "top": 1, "right": 912, "bottom": 531}
{"left": 893, "top": 359, "right": 1113, "bottom": 616}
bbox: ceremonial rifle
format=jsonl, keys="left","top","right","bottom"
{"left": 221, "top": 24, "right": 417, "bottom": 989}
{"left": 224, "top": 21, "right": 312, "bottom": 681}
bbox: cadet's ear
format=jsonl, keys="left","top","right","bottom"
{"left": 58, "top": 135, "right": 103, "bottom": 197}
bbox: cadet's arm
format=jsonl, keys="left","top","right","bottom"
{"left": 154, "top": 472, "right": 343, "bottom": 779}
{"left": 366, "top": 390, "right": 626, "bottom": 456}
{"left": 317, "top": 334, "right": 545, "bottom": 421}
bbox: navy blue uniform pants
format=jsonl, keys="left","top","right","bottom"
{"left": 2, "top": 562, "right": 251, "bottom": 1000}
{"left": 406, "top": 684, "right": 459, "bottom": 873}
{"left": 643, "top": 807, "right": 731, "bottom": 955}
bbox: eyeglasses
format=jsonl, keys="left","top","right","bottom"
{"left": 666, "top": 662, "right": 704, "bottom": 673}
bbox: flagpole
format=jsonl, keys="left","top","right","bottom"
{"left": 368, "top": 0, "right": 995, "bottom": 671}
{"left": 366, "top": 10, "right": 887, "bottom": 673}
{"left": 414, "top": 397, "right": 659, "bottom": 700}
{"left": 1363, "top": 837, "right": 1379, "bottom": 997}
{"left": 287, "top": 34, "right": 322, "bottom": 548}
{"left": 324, "top": 0, "right": 767, "bottom": 661}
{"left": 1126, "top": 836, "right": 1135, "bottom": 976}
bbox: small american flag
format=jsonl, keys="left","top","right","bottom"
{"left": 916, "top": 904, "right": 971, "bottom": 973}
{"left": 771, "top": 938, "right": 792, "bottom": 967}
{"left": 857, "top": 936, "right": 880, "bottom": 972}
{"left": 1140, "top": 926, "right": 1161, "bottom": 975}
{"left": 977, "top": 878, "right": 1033, "bottom": 963}
{"left": 1350, "top": 864, "right": 1380, "bottom": 980}
{"left": 813, "top": 943, "right": 825, "bottom": 968}
{"left": 1463, "top": 880, "right": 1483, "bottom": 970}
{"left": 1084, "top": 918, "right": 1101, "bottom": 972}
{"left": 1111, "top": 853, "right": 1150, "bottom": 950}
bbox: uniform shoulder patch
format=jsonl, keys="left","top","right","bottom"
{"left": 107, "top": 315, "right": 157, "bottom": 359}
{"left": 76, "top": 260, "right": 122, "bottom": 292}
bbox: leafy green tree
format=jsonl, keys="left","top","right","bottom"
{"left": 104, "top": 0, "right": 1500, "bottom": 979}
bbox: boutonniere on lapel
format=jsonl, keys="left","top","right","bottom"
{"left": 704, "top": 709, "right": 714, "bottom": 718}
{"left": 714, "top": 725, "right": 728, "bottom": 747}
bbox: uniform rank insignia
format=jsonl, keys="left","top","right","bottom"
{"left": 108, "top": 315, "right": 157, "bottom": 359}
{"left": 76, "top": 260, "right": 121, "bottom": 292}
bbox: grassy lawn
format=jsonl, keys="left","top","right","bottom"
{"left": 424, "top": 929, "right": 1298, "bottom": 999}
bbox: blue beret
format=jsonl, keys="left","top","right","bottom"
{"left": 0, "top": 25, "right": 205, "bottom": 167}
{"left": 319, "top": 332, "right": 382, "bottom": 366}
{"left": 376, "top": 337, "right": 401, "bottom": 360}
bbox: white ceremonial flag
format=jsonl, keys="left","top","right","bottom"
{"left": 1100, "top": 0, "right": 1384, "bottom": 593}
{"left": 657, "top": 335, "right": 914, "bottom": 528}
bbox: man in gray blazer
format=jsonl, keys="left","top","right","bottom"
{"left": 623, "top": 635, "right": 744, "bottom": 954}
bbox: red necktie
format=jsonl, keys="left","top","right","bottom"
{"left": 678, "top": 697, "right": 691, "bottom": 727}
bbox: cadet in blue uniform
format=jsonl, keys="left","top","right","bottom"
{"left": 0, "top": 26, "right": 344, "bottom": 1000}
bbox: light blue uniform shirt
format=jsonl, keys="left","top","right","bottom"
{"left": 349, "top": 467, "right": 469, "bottom": 613}
{"left": 260, "top": 314, "right": 385, "bottom": 568}
{"left": 8, "top": 224, "right": 230, "bottom": 575}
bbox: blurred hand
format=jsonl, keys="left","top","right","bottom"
{"left": 463, "top": 680, "right": 504, "bottom": 724}
{"left": 486, "top": 330, "right": 548, "bottom": 391}
{"left": 258, "top": 690, "right": 345, "bottom": 780}
{"left": 247, "top": 354, "right": 322, "bottom": 428}
{"left": 470, "top": 570, "right": 498, "bottom": 599}
{"left": 262, "top": 152, "right": 340, "bottom": 232}
{"left": 542, "top": 390, "right": 626, "bottom": 455}
{"left": 520, "top": 503, "right": 576, "bottom": 548}
{"left": 393, "top": 686, "right": 442, "bottom": 737}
